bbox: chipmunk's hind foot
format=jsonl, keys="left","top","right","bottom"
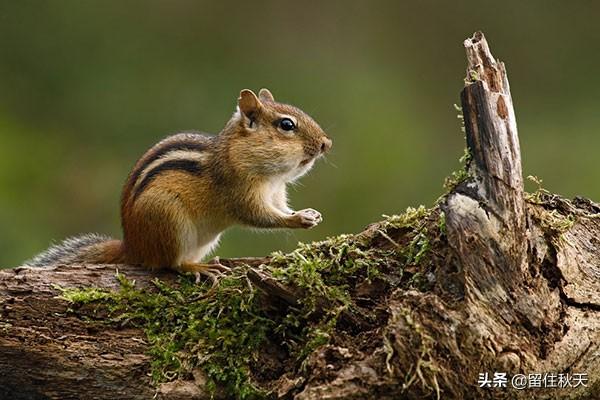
{"left": 177, "top": 261, "right": 231, "bottom": 287}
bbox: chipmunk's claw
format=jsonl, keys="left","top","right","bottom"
{"left": 294, "top": 208, "right": 322, "bottom": 229}
{"left": 179, "top": 261, "right": 229, "bottom": 287}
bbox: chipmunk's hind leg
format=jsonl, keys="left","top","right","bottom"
{"left": 177, "top": 261, "right": 231, "bottom": 287}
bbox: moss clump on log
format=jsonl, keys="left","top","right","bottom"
{"left": 57, "top": 204, "right": 447, "bottom": 399}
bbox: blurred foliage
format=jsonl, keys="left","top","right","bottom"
{"left": 1, "top": 0, "right": 599, "bottom": 267}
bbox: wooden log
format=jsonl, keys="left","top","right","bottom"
{"left": 0, "top": 264, "right": 159, "bottom": 400}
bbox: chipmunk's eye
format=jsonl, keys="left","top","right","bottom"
{"left": 278, "top": 118, "right": 296, "bottom": 132}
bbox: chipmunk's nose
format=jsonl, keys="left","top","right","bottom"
{"left": 320, "top": 137, "right": 333, "bottom": 153}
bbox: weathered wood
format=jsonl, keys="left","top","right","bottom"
{"left": 453, "top": 31, "right": 526, "bottom": 280}
{"left": 0, "top": 264, "right": 162, "bottom": 400}
{"left": 438, "top": 31, "right": 600, "bottom": 399}
{"left": 444, "top": 32, "right": 535, "bottom": 326}
{"left": 247, "top": 267, "right": 300, "bottom": 306}
{"left": 1, "top": 32, "right": 600, "bottom": 400}
{"left": 462, "top": 30, "right": 525, "bottom": 234}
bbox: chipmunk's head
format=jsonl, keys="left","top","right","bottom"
{"left": 224, "top": 88, "right": 332, "bottom": 181}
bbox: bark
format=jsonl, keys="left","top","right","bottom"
{"left": 1, "top": 32, "right": 599, "bottom": 400}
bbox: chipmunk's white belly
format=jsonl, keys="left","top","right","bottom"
{"left": 177, "top": 217, "right": 225, "bottom": 264}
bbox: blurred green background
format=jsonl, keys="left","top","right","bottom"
{"left": 1, "top": 1, "right": 599, "bottom": 268}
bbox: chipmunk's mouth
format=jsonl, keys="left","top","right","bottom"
{"left": 300, "top": 157, "right": 313, "bottom": 166}
{"left": 289, "top": 155, "right": 317, "bottom": 181}
{"left": 300, "top": 152, "right": 319, "bottom": 166}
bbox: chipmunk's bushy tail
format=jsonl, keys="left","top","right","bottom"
{"left": 24, "top": 233, "right": 125, "bottom": 267}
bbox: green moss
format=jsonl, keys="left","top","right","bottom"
{"left": 58, "top": 270, "right": 270, "bottom": 399}
{"left": 58, "top": 286, "right": 111, "bottom": 304}
{"left": 57, "top": 250, "right": 360, "bottom": 399}
{"left": 383, "top": 205, "right": 429, "bottom": 230}
{"left": 56, "top": 206, "right": 441, "bottom": 399}
{"left": 453, "top": 103, "right": 466, "bottom": 135}
{"left": 405, "top": 230, "right": 430, "bottom": 265}
{"left": 268, "top": 233, "right": 394, "bottom": 363}
{"left": 437, "top": 211, "right": 446, "bottom": 235}
{"left": 385, "top": 308, "right": 440, "bottom": 399}
{"left": 400, "top": 310, "right": 440, "bottom": 399}
{"left": 465, "top": 70, "right": 479, "bottom": 83}
{"left": 442, "top": 148, "right": 472, "bottom": 193}
{"left": 540, "top": 210, "right": 575, "bottom": 235}
{"left": 525, "top": 175, "right": 577, "bottom": 240}
{"left": 270, "top": 230, "right": 399, "bottom": 298}
{"left": 524, "top": 175, "right": 550, "bottom": 205}
{"left": 297, "top": 315, "right": 339, "bottom": 371}
{"left": 384, "top": 206, "right": 435, "bottom": 267}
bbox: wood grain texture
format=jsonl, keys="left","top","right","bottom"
{"left": 0, "top": 264, "right": 162, "bottom": 400}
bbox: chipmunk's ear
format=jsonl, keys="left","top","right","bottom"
{"left": 238, "top": 89, "right": 262, "bottom": 120}
{"left": 258, "top": 88, "right": 275, "bottom": 103}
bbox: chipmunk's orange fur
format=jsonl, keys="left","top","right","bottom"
{"left": 27, "top": 89, "right": 332, "bottom": 282}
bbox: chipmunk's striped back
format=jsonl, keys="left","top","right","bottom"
{"left": 121, "top": 132, "right": 214, "bottom": 205}
{"left": 119, "top": 132, "right": 221, "bottom": 269}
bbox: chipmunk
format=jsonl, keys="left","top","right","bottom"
{"left": 26, "top": 88, "right": 332, "bottom": 283}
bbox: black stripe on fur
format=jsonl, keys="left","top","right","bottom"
{"left": 133, "top": 158, "right": 203, "bottom": 200}
{"left": 128, "top": 137, "right": 208, "bottom": 193}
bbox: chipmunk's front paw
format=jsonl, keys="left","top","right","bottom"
{"left": 293, "top": 208, "right": 322, "bottom": 229}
